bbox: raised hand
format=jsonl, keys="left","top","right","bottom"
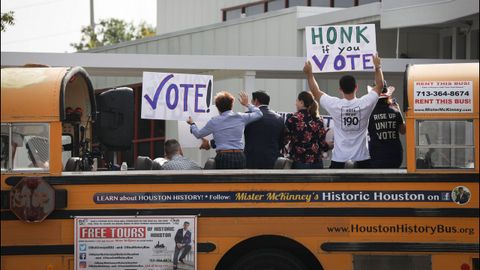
{"left": 238, "top": 91, "right": 249, "bottom": 107}
{"left": 186, "top": 116, "right": 194, "bottom": 125}
{"left": 199, "top": 138, "right": 211, "bottom": 150}
{"left": 303, "top": 60, "right": 313, "bottom": 75}
{"left": 373, "top": 53, "right": 381, "bottom": 69}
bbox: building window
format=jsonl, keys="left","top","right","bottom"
{"left": 471, "top": 30, "right": 479, "bottom": 59}
{"left": 310, "top": 0, "right": 331, "bottom": 7}
{"left": 333, "top": 0, "right": 355, "bottom": 8}
{"left": 268, "top": 0, "right": 286, "bottom": 11}
{"left": 456, "top": 31, "right": 467, "bottom": 59}
{"left": 358, "top": 0, "right": 379, "bottom": 4}
{"left": 132, "top": 84, "right": 165, "bottom": 161}
{"left": 442, "top": 36, "right": 452, "bottom": 59}
{"left": 288, "top": 0, "right": 308, "bottom": 7}
{"left": 226, "top": 8, "right": 242, "bottom": 20}
{"left": 246, "top": 3, "right": 265, "bottom": 16}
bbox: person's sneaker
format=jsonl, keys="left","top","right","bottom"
{"left": 179, "top": 259, "right": 184, "bottom": 264}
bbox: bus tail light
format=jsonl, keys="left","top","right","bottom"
{"left": 461, "top": 263, "right": 470, "bottom": 270}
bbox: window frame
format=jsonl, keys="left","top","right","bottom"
{"left": 1, "top": 123, "right": 50, "bottom": 173}
{"left": 415, "top": 119, "right": 475, "bottom": 170}
{"left": 1, "top": 123, "right": 12, "bottom": 171}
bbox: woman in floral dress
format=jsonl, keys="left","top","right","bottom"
{"left": 285, "top": 91, "right": 330, "bottom": 169}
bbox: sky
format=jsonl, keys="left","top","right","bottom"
{"left": 1, "top": 0, "right": 157, "bottom": 53}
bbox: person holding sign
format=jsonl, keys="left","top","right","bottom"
{"left": 303, "top": 54, "right": 384, "bottom": 169}
{"left": 187, "top": 91, "right": 263, "bottom": 169}
{"left": 367, "top": 81, "right": 406, "bottom": 168}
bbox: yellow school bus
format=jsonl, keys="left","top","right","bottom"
{"left": 1, "top": 63, "right": 479, "bottom": 270}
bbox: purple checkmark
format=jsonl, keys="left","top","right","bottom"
{"left": 144, "top": 74, "right": 174, "bottom": 109}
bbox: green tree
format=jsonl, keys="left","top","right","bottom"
{"left": 1, "top": 11, "right": 15, "bottom": 32}
{"left": 71, "top": 18, "right": 155, "bottom": 51}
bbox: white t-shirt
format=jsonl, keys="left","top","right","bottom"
{"left": 319, "top": 91, "right": 379, "bottom": 162}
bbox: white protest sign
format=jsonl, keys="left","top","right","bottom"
{"left": 75, "top": 216, "right": 197, "bottom": 270}
{"left": 305, "top": 24, "right": 377, "bottom": 73}
{"left": 279, "top": 112, "right": 333, "bottom": 128}
{"left": 178, "top": 120, "right": 213, "bottom": 148}
{"left": 142, "top": 72, "right": 213, "bottom": 121}
{"left": 279, "top": 112, "right": 334, "bottom": 142}
{"left": 414, "top": 81, "right": 473, "bottom": 113}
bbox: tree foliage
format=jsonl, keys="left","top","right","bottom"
{"left": 71, "top": 18, "right": 155, "bottom": 51}
{"left": 1, "top": 11, "right": 15, "bottom": 32}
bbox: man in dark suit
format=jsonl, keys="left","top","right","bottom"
{"left": 455, "top": 187, "right": 470, "bottom": 204}
{"left": 173, "top": 221, "right": 192, "bottom": 269}
{"left": 244, "top": 91, "right": 285, "bottom": 169}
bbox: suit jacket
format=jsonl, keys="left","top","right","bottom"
{"left": 455, "top": 193, "right": 470, "bottom": 204}
{"left": 244, "top": 106, "right": 285, "bottom": 169}
{"left": 174, "top": 228, "right": 192, "bottom": 245}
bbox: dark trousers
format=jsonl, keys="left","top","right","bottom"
{"left": 370, "top": 158, "right": 402, "bottom": 168}
{"left": 292, "top": 161, "right": 324, "bottom": 169}
{"left": 330, "top": 159, "right": 371, "bottom": 169}
{"left": 215, "top": 152, "right": 246, "bottom": 169}
{"left": 173, "top": 244, "right": 191, "bottom": 265}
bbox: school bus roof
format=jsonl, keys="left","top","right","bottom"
{"left": 1, "top": 66, "right": 95, "bottom": 122}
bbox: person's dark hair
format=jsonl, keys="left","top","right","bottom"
{"left": 252, "top": 91, "right": 270, "bottom": 105}
{"left": 297, "top": 91, "right": 318, "bottom": 118}
{"left": 214, "top": 91, "right": 234, "bottom": 113}
{"left": 164, "top": 139, "right": 181, "bottom": 157}
{"left": 184, "top": 221, "right": 190, "bottom": 225}
{"left": 339, "top": 75, "right": 357, "bottom": 94}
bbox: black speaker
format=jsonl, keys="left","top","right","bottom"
{"left": 95, "top": 87, "right": 134, "bottom": 150}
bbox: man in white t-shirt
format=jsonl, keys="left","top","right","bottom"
{"left": 303, "top": 54, "right": 384, "bottom": 168}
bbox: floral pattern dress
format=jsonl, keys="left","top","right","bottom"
{"left": 285, "top": 109, "right": 329, "bottom": 164}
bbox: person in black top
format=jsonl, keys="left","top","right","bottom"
{"left": 368, "top": 81, "right": 406, "bottom": 168}
{"left": 244, "top": 91, "right": 285, "bottom": 169}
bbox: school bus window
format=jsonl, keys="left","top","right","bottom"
{"left": 1, "top": 124, "right": 9, "bottom": 170}
{"left": 11, "top": 124, "right": 50, "bottom": 171}
{"left": 416, "top": 120, "right": 475, "bottom": 169}
{"left": 62, "top": 134, "right": 73, "bottom": 168}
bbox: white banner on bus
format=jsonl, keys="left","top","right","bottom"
{"left": 75, "top": 216, "right": 197, "bottom": 270}
{"left": 413, "top": 81, "right": 473, "bottom": 113}
{"left": 305, "top": 24, "right": 377, "bottom": 73}
{"left": 142, "top": 72, "right": 213, "bottom": 121}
